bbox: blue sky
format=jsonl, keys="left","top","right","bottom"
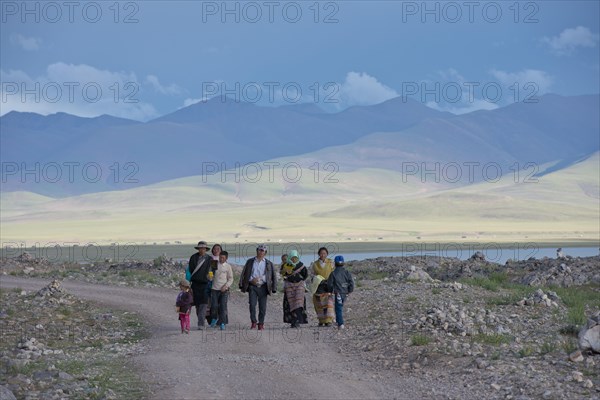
{"left": 1, "top": 0, "right": 599, "bottom": 120}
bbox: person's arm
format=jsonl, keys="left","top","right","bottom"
{"left": 347, "top": 271, "right": 354, "bottom": 294}
{"left": 185, "top": 291, "right": 194, "bottom": 306}
{"left": 225, "top": 264, "right": 234, "bottom": 289}
{"left": 239, "top": 260, "right": 249, "bottom": 291}
{"left": 270, "top": 261, "right": 277, "bottom": 293}
{"left": 300, "top": 265, "right": 308, "bottom": 280}
{"left": 327, "top": 273, "right": 335, "bottom": 294}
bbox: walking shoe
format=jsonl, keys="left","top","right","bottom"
{"left": 324, "top": 323, "right": 332, "bottom": 327}
{"left": 220, "top": 323, "right": 225, "bottom": 331}
{"left": 257, "top": 323, "right": 264, "bottom": 330}
{"left": 338, "top": 324, "right": 345, "bottom": 330}
{"left": 251, "top": 322, "right": 257, "bottom": 329}
{"left": 185, "top": 329, "right": 190, "bottom": 334}
{"left": 197, "top": 325, "right": 205, "bottom": 330}
{"left": 210, "top": 319, "right": 218, "bottom": 328}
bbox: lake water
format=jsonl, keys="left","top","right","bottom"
{"left": 2, "top": 243, "right": 597, "bottom": 266}
{"left": 229, "top": 246, "right": 599, "bottom": 266}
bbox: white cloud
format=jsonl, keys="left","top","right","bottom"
{"left": 9, "top": 33, "right": 41, "bottom": 51}
{"left": 543, "top": 26, "right": 599, "bottom": 55}
{"left": 182, "top": 98, "right": 204, "bottom": 107}
{"left": 0, "top": 63, "right": 158, "bottom": 121}
{"left": 426, "top": 99, "right": 499, "bottom": 115}
{"left": 490, "top": 69, "right": 554, "bottom": 94}
{"left": 338, "top": 72, "right": 398, "bottom": 107}
{"left": 414, "top": 69, "right": 502, "bottom": 115}
{"left": 145, "top": 75, "right": 182, "bottom": 95}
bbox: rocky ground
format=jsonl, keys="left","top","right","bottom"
{"left": 342, "top": 254, "right": 600, "bottom": 400}
{"left": 0, "top": 279, "right": 148, "bottom": 400}
{"left": 1, "top": 251, "right": 599, "bottom": 399}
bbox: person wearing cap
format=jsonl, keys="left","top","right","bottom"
{"left": 327, "top": 255, "right": 354, "bottom": 330}
{"left": 280, "top": 250, "right": 309, "bottom": 328}
{"left": 239, "top": 244, "right": 277, "bottom": 330}
{"left": 188, "top": 241, "right": 213, "bottom": 330}
{"left": 310, "top": 247, "right": 335, "bottom": 327}
{"left": 175, "top": 279, "right": 194, "bottom": 334}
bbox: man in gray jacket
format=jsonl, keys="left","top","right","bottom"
{"left": 239, "top": 244, "right": 277, "bottom": 330}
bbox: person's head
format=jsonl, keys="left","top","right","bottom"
{"left": 256, "top": 244, "right": 267, "bottom": 259}
{"left": 289, "top": 250, "right": 300, "bottom": 265}
{"left": 179, "top": 279, "right": 191, "bottom": 290}
{"left": 211, "top": 244, "right": 222, "bottom": 256}
{"left": 219, "top": 250, "right": 228, "bottom": 264}
{"left": 334, "top": 255, "right": 345, "bottom": 267}
{"left": 194, "top": 241, "right": 210, "bottom": 255}
{"left": 318, "top": 247, "right": 328, "bottom": 261}
{"left": 281, "top": 254, "right": 288, "bottom": 263}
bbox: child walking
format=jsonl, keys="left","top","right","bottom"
{"left": 209, "top": 251, "right": 234, "bottom": 330}
{"left": 176, "top": 279, "right": 194, "bottom": 334}
{"left": 326, "top": 256, "right": 354, "bottom": 330}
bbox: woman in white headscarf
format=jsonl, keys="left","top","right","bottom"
{"left": 280, "top": 250, "right": 308, "bottom": 328}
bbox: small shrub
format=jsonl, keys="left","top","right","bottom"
{"left": 559, "top": 324, "right": 579, "bottom": 336}
{"left": 473, "top": 333, "right": 512, "bottom": 346}
{"left": 567, "top": 304, "right": 587, "bottom": 327}
{"left": 561, "top": 339, "right": 578, "bottom": 354}
{"left": 540, "top": 341, "right": 554, "bottom": 355}
{"left": 517, "top": 346, "right": 535, "bottom": 358}
{"left": 411, "top": 334, "right": 431, "bottom": 346}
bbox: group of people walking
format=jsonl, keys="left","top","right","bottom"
{"left": 176, "top": 242, "right": 354, "bottom": 333}
{"left": 176, "top": 241, "right": 233, "bottom": 333}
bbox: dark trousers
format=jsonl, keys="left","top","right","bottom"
{"left": 191, "top": 282, "right": 209, "bottom": 327}
{"left": 248, "top": 284, "right": 268, "bottom": 324}
{"left": 210, "top": 289, "right": 229, "bottom": 324}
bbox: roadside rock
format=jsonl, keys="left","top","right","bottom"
{"left": 579, "top": 311, "right": 600, "bottom": 353}
{"left": 0, "top": 385, "right": 17, "bottom": 400}
{"left": 516, "top": 289, "right": 560, "bottom": 307}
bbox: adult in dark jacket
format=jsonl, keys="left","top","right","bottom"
{"left": 239, "top": 244, "right": 277, "bottom": 330}
{"left": 188, "top": 241, "right": 213, "bottom": 329}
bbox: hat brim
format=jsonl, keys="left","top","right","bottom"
{"left": 194, "top": 246, "right": 210, "bottom": 250}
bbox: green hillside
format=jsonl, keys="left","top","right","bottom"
{"left": 1, "top": 154, "right": 598, "bottom": 244}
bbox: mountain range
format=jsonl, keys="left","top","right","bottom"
{"left": 1, "top": 93, "right": 598, "bottom": 243}
{"left": 2, "top": 94, "right": 598, "bottom": 196}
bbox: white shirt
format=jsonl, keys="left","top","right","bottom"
{"left": 250, "top": 258, "right": 267, "bottom": 285}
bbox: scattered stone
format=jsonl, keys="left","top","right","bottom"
{"left": 569, "top": 350, "right": 584, "bottom": 363}
{"left": 405, "top": 266, "right": 433, "bottom": 282}
{"left": 578, "top": 311, "right": 600, "bottom": 353}
{"left": 0, "top": 385, "right": 17, "bottom": 400}
{"left": 517, "top": 289, "right": 560, "bottom": 307}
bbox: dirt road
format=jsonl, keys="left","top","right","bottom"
{"left": 1, "top": 276, "right": 450, "bottom": 400}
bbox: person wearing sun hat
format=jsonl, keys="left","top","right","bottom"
{"left": 280, "top": 249, "right": 309, "bottom": 328}
{"left": 239, "top": 244, "right": 277, "bottom": 330}
{"left": 188, "top": 241, "right": 213, "bottom": 330}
